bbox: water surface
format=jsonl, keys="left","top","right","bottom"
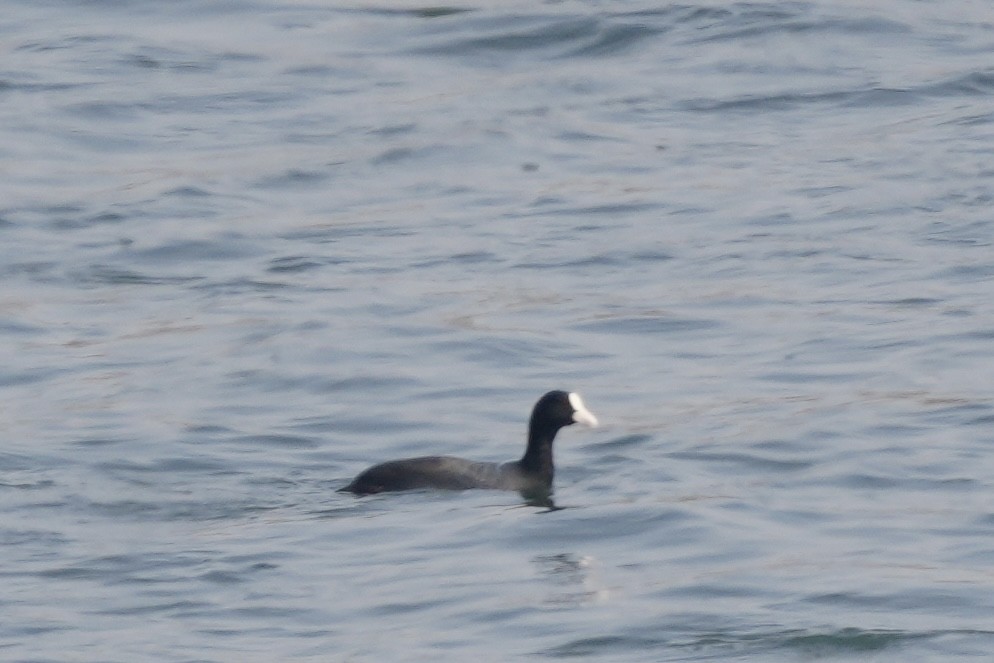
{"left": 2, "top": 1, "right": 994, "bottom": 660}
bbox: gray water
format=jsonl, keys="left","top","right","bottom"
{"left": 2, "top": 0, "right": 994, "bottom": 660}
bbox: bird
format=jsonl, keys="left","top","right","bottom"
{"left": 340, "top": 390, "right": 598, "bottom": 500}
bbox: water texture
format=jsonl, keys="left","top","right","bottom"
{"left": 1, "top": 1, "right": 993, "bottom": 661}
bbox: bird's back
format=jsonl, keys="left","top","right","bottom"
{"left": 341, "top": 456, "right": 506, "bottom": 494}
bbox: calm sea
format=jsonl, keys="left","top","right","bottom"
{"left": 2, "top": 1, "right": 993, "bottom": 660}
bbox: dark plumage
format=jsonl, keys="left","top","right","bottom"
{"left": 340, "top": 390, "right": 598, "bottom": 498}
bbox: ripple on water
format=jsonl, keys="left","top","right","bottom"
{"left": 74, "top": 265, "right": 202, "bottom": 287}
{"left": 409, "top": 15, "right": 663, "bottom": 61}
{"left": 543, "top": 626, "right": 982, "bottom": 660}
{"left": 573, "top": 315, "right": 720, "bottom": 335}
{"left": 668, "top": 449, "right": 814, "bottom": 474}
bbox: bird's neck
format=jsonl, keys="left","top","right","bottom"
{"left": 519, "top": 420, "right": 557, "bottom": 482}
